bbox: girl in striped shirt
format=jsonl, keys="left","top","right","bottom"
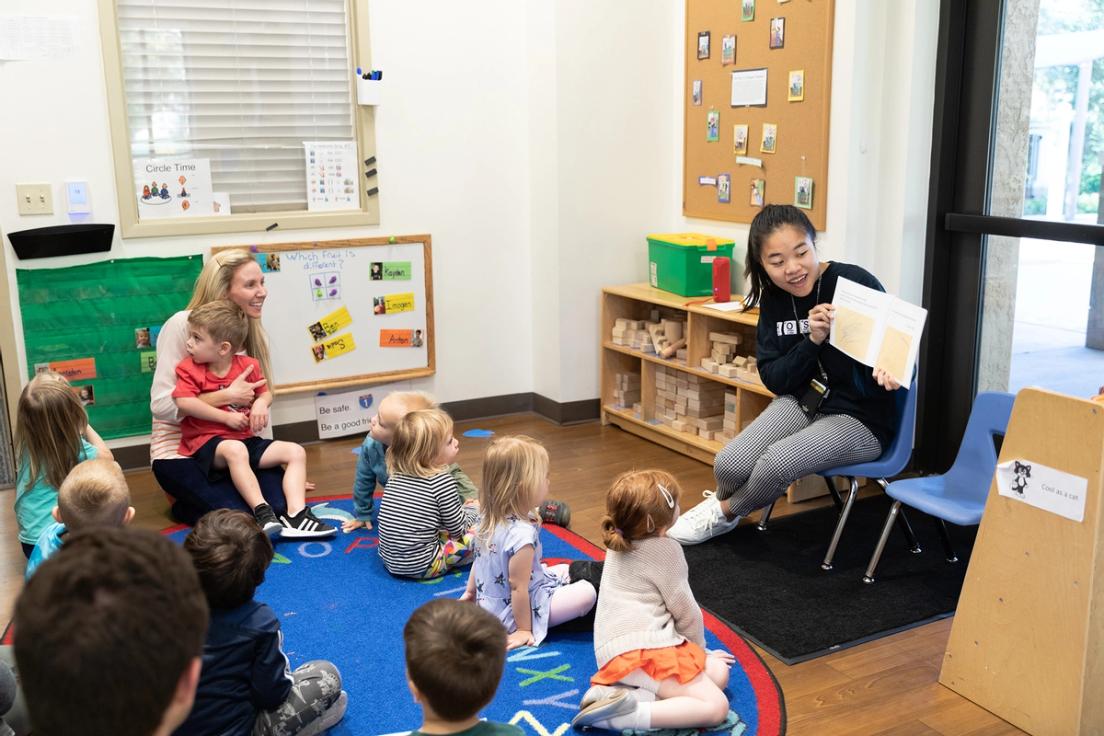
{"left": 376, "top": 408, "right": 479, "bottom": 578}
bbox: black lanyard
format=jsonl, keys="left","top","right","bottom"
{"left": 791, "top": 277, "right": 828, "bottom": 384}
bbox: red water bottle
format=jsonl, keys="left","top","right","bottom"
{"left": 713, "top": 256, "right": 731, "bottom": 302}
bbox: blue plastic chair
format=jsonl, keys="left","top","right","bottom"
{"left": 757, "top": 383, "right": 921, "bottom": 571}
{"left": 861, "top": 391, "right": 1015, "bottom": 583}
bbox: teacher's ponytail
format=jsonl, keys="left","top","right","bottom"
{"left": 743, "top": 204, "right": 817, "bottom": 310}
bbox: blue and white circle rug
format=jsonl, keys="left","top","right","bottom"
{"left": 164, "top": 496, "right": 785, "bottom": 736}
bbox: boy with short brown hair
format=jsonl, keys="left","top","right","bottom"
{"left": 403, "top": 599, "right": 522, "bottom": 736}
{"left": 14, "top": 528, "right": 209, "bottom": 736}
{"left": 173, "top": 300, "right": 334, "bottom": 539}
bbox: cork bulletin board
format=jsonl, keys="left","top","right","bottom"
{"left": 683, "top": 0, "right": 835, "bottom": 229}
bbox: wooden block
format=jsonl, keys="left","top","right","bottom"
{"left": 708, "top": 331, "right": 743, "bottom": 345}
{"left": 626, "top": 320, "right": 644, "bottom": 330}
{"left": 662, "top": 320, "right": 684, "bottom": 342}
{"left": 718, "top": 364, "right": 740, "bottom": 378}
{"left": 731, "top": 355, "right": 748, "bottom": 368}
{"left": 671, "top": 419, "right": 689, "bottom": 432}
{"left": 699, "top": 429, "right": 715, "bottom": 441}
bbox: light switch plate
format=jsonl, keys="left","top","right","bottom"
{"left": 16, "top": 183, "right": 53, "bottom": 215}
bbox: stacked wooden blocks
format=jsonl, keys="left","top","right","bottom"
{"left": 654, "top": 365, "right": 726, "bottom": 443}
{"left": 721, "top": 389, "right": 738, "bottom": 442}
{"left": 611, "top": 315, "right": 687, "bottom": 364}
{"left": 700, "top": 331, "right": 763, "bottom": 385}
{"left": 612, "top": 372, "right": 641, "bottom": 411}
{"left": 611, "top": 318, "right": 655, "bottom": 353}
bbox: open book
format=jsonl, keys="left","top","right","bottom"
{"left": 829, "top": 277, "right": 927, "bottom": 388}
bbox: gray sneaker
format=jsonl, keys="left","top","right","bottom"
{"left": 666, "top": 491, "right": 741, "bottom": 545}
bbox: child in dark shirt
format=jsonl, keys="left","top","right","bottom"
{"left": 176, "top": 510, "right": 347, "bottom": 736}
{"left": 404, "top": 599, "right": 523, "bottom": 736}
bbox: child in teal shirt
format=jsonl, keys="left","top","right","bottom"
{"left": 14, "top": 372, "right": 112, "bottom": 558}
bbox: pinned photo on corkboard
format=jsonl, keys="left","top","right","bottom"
{"left": 795, "top": 176, "right": 814, "bottom": 209}
{"left": 788, "top": 69, "right": 805, "bottom": 102}
{"left": 692, "top": 80, "right": 703, "bottom": 106}
{"left": 721, "top": 35, "right": 736, "bottom": 65}
{"left": 761, "top": 123, "right": 778, "bottom": 154}
{"left": 698, "top": 31, "right": 711, "bottom": 59}
{"left": 750, "top": 178, "right": 766, "bottom": 207}
{"left": 770, "top": 17, "right": 785, "bottom": 49}
{"left": 733, "top": 124, "right": 749, "bottom": 155}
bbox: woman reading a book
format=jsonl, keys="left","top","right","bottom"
{"left": 668, "top": 204, "right": 901, "bottom": 545}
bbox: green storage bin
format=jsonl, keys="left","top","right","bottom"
{"left": 647, "top": 233, "right": 735, "bottom": 297}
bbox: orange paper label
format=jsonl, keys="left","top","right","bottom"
{"left": 379, "top": 329, "right": 413, "bottom": 347}
{"left": 48, "top": 358, "right": 97, "bottom": 381}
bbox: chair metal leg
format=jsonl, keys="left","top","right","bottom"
{"left": 936, "top": 519, "right": 958, "bottom": 562}
{"left": 822, "top": 477, "right": 859, "bottom": 571}
{"left": 875, "top": 478, "right": 921, "bottom": 554}
{"left": 757, "top": 501, "right": 775, "bottom": 531}
{"left": 895, "top": 507, "right": 922, "bottom": 554}
{"left": 863, "top": 500, "right": 901, "bottom": 583}
{"left": 823, "top": 476, "right": 843, "bottom": 509}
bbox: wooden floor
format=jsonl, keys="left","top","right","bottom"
{"left": 0, "top": 413, "right": 1023, "bottom": 735}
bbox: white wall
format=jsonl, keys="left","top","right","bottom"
{"left": 0, "top": 0, "right": 536, "bottom": 446}
{"left": 0, "top": 0, "right": 940, "bottom": 447}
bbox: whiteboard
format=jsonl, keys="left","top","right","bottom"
{"left": 213, "top": 237, "right": 435, "bottom": 394}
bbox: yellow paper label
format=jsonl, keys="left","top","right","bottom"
{"left": 311, "top": 333, "right": 356, "bottom": 362}
{"left": 309, "top": 306, "right": 353, "bottom": 341}
{"left": 384, "top": 293, "right": 416, "bottom": 313}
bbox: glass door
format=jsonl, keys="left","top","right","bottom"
{"left": 918, "top": 0, "right": 1104, "bottom": 469}
{"left": 978, "top": 1, "right": 1104, "bottom": 399}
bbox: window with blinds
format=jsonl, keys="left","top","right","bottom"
{"left": 115, "top": 0, "right": 356, "bottom": 216}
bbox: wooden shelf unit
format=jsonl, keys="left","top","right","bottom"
{"left": 600, "top": 283, "right": 774, "bottom": 467}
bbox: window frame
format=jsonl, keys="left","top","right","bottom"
{"left": 97, "top": 0, "right": 379, "bottom": 239}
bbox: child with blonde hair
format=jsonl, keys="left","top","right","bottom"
{"left": 460, "top": 436, "right": 596, "bottom": 649}
{"left": 573, "top": 469, "right": 734, "bottom": 731}
{"left": 347, "top": 392, "right": 570, "bottom": 532}
{"left": 376, "top": 409, "right": 479, "bottom": 578}
{"left": 346, "top": 391, "right": 477, "bottom": 532}
{"left": 25, "top": 457, "right": 135, "bottom": 579}
{"left": 14, "top": 371, "right": 112, "bottom": 558}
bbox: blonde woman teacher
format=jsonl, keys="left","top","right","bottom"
{"left": 149, "top": 250, "right": 286, "bottom": 523}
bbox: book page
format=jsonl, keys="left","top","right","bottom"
{"left": 830, "top": 277, "right": 888, "bottom": 365}
{"left": 831, "top": 277, "right": 926, "bottom": 388}
{"left": 874, "top": 299, "right": 927, "bottom": 388}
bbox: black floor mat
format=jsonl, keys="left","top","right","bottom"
{"left": 683, "top": 496, "right": 976, "bottom": 664}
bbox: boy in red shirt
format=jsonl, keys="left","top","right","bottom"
{"left": 173, "top": 301, "right": 334, "bottom": 539}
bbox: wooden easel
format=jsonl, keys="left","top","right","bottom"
{"left": 940, "top": 388, "right": 1104, "bottom": 734}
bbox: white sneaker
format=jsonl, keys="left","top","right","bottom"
{"left": 579, "top": 684, "right": 631, "bottom": 710}
{"left": 571, "top": 689, "right": 636, "bottom": 729}
{"left": 667, "top": 491, "right": 741, "bottom": 545}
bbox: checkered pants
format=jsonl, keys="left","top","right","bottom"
{"left": 714, "top": 395, "right": 882, "bottom": 517}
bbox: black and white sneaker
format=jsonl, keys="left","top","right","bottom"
{"left": 253, "top": 503, "right": 283, "bottom": 537}
{"left": 279, "top": 507, "right": 337, "bottom": 539}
